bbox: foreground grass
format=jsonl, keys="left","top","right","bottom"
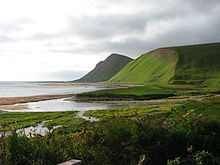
{"left": 173, "top": 97, "right": 220, "bottom": 120}
{"left": 1, "top": 97, "right": 220, "bottom": 164}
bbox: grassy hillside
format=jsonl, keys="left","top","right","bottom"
{"left": 108, "top": 48, "right": 178, "bottom": 84}
{"left": 171, "top": 42, "right": 220, "bottom": 87}
{"left": 74, "top": 54, "right": 133, "bottom": 83}
{"left": 108, "top": 42, "right": 220, "bottom": 87}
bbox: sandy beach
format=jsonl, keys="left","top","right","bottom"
{"left": 0, "top": 94, "right": 73, "bottom": 106}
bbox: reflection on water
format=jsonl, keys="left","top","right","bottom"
{"left": 0, "top": 121, "right": 61, "bottom": 137}
{"left": 1, "top": 98, "right": 137, "bottom": 137}
{"left": 0, "top": 82, "right": 134, "bottom": 137}
{"left": 77, "top": 111, "right": 100, "bottom": 122}
{"left": 5, "top": 98, "right": 132, "bottom": 112}
{"left": 17, "top": 121, "right": 62, "bottom": 137}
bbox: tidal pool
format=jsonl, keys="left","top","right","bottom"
{"left": 0, "top": 121, "right": 61, "bottom": 137}
{"left": 1, "top": 98, "right": 139, "bottom": 136}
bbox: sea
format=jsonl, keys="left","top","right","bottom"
{"left": 0, "top": 81, "right": 133, "bottom": 112}
{"left": 0, "top": 81, "right": 137, "bottom": 136}
{"left": 0, "top": 81, "right": 108, "bottom": 97}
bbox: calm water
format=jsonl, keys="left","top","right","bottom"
{"left": 1, "top": 98, "right": 138, "bottom": 137}
{"left": 0, "top": 81, "right": 135, "bottom": 113}
{"left": 5, "top": 98, "right": 132, "bottom": 112}
{"left": 0, "top": 81, "right": 109, "bottom": 97}
{"left": 0, "top": 81, "right": 143, "bottom": 136}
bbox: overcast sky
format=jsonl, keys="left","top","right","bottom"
{"left": 0, "top": 0, "right": 219, "bottom": 81}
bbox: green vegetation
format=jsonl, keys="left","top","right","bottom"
{"left": 76, "top": 85, "right": 178, "bottom": 100}
{"left": 1, "top": 42, "right": 220, "bottom": 164}
{"left": 1, "top": 97, "right": 220, "bottom": 164}
{"left": 84, "top": 104, "right": 179, "bottom": 119}
{"left": 0, "top": 111, "right": 83, "bottom": 132}
{"left": 75, "top": 83, "right": 213, "bottom": 101}
{"left": 83, "top": 96, "right": 220, "bottom": 120}
{"left": 108, "top": 49, "right": 178, "bottom": 84}
{"left": 78, "top": 85, "right": 174, "bottom": 96}
{"left": 74, "top": 54, "right": 133, "bottom": 83}
{"left": 171, "top": 42, "right": 220, "bottom": 87}
{"left": 108, "top": 42, "right": 220, "bottom": 88}
{"left": 173, "top": 97, "right": 220, "bottom": 120}
{"left": 0, "top": 43, "right": 220, "bottom": 165}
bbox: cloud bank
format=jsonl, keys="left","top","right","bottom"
{"left": 0, "top": 0, "right": 219, "bottom": 80}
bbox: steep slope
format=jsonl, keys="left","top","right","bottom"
{"left": 108, "top": 42, "right": 220, "bottom": 87}
{"left": 74, "top": 54, "right": 133, "bottom": 83}
{"left": 108, "top": 48, "right": 178, "bottom": 84}
{"left": 171, "top": 43, "right": 220, "bottom": 86}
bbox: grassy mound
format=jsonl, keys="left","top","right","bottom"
{"left": 75, "top": 85, "right": 177, "bottom": 100}
{"left": 108, "top": 49, "right": 178, "bottom": 84}
{"left": 108, "top": 42, "right": 220, "bottom": 87}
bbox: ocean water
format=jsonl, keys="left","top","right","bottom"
{"left": 0, "top": 81, "right": 136, "bottom": 113}
{"left": 0, "top": 81, "right": 108, "bottom": 97}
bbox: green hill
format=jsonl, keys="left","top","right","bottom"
{"left": 171, "top": 43, "right": 220, "bottom": 87}
{"left": 74, "top": 54, "right": 133, "bottom": 83}
{"left": 108, "top": 42, "right": 220, "bottom": 87}
{"left": 108, "top": 48, "right": 178, "bottom": 84}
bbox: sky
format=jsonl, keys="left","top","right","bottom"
{"left": 0, "top": 0, "right": 219, "bottom": 81}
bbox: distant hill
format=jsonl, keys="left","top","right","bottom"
{"left": 74, "top": 54, "right": 133, "bottom": 83}
{"left": 108, "top": 42, "right": 220, "bottom": 87}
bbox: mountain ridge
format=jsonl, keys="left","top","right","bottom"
{"left": 74, "top": 53, "right": 133, "bottom": 83}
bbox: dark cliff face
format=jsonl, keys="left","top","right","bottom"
{"left": 74, "top": 53, "right": 133, "bottom": 83}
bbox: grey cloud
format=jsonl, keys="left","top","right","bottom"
{"left": 0, "top": 18, "right": 32, "bottom": 43}
{"left": 0, "top": 35, "right": 16, "bottom": 43}
{"left": 41, "top": 70, "right": 87, "bottom": 81}
{"left": 0, "top": 25, "right": 21, "bottom": 33}
{"left": 69, "top": 12, "right": 220, "bottom": 57}
{"left": 106, "top": 13, "right": 220, "bottom": 56}
{"left": 62, "top": 0, "right": 220, "bottom": 58}
{"left": 68, "top": 7, "right": 192, "bottom": 41}
{"left": 0, "top": 18, "right": 32, "bottom": 33}
{"left": 28, "top": 32, "right": 55, "bottom": 40}
{"left": 183, "top": 0, "right": 220, "bottom": 12}
{"left": 50, "top": 43, "right": 107, "bottom": 55}
{"left": 32, "top": 0, "right": 220, "bottom": 60}
{"left": 65, "top": 2, "right": 201, "bottom": 43}
{"left": 69, "top": 14, "right": 148, "bottom": 40}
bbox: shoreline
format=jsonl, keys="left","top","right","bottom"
{"left": 0, "top": 94, "right": 74, "bottom": 106}
{"left": 44, "top": 82, "right": 144, "bottom": 88}
{"left": 71, "top": 94, "right": 220, "bottom": 104}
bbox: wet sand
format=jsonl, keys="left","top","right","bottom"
{"left": 0, "top": 104, "right": 29, "bottom": 110}
{"left": 0, "top": 94, "right": 73, "bottom": 105}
